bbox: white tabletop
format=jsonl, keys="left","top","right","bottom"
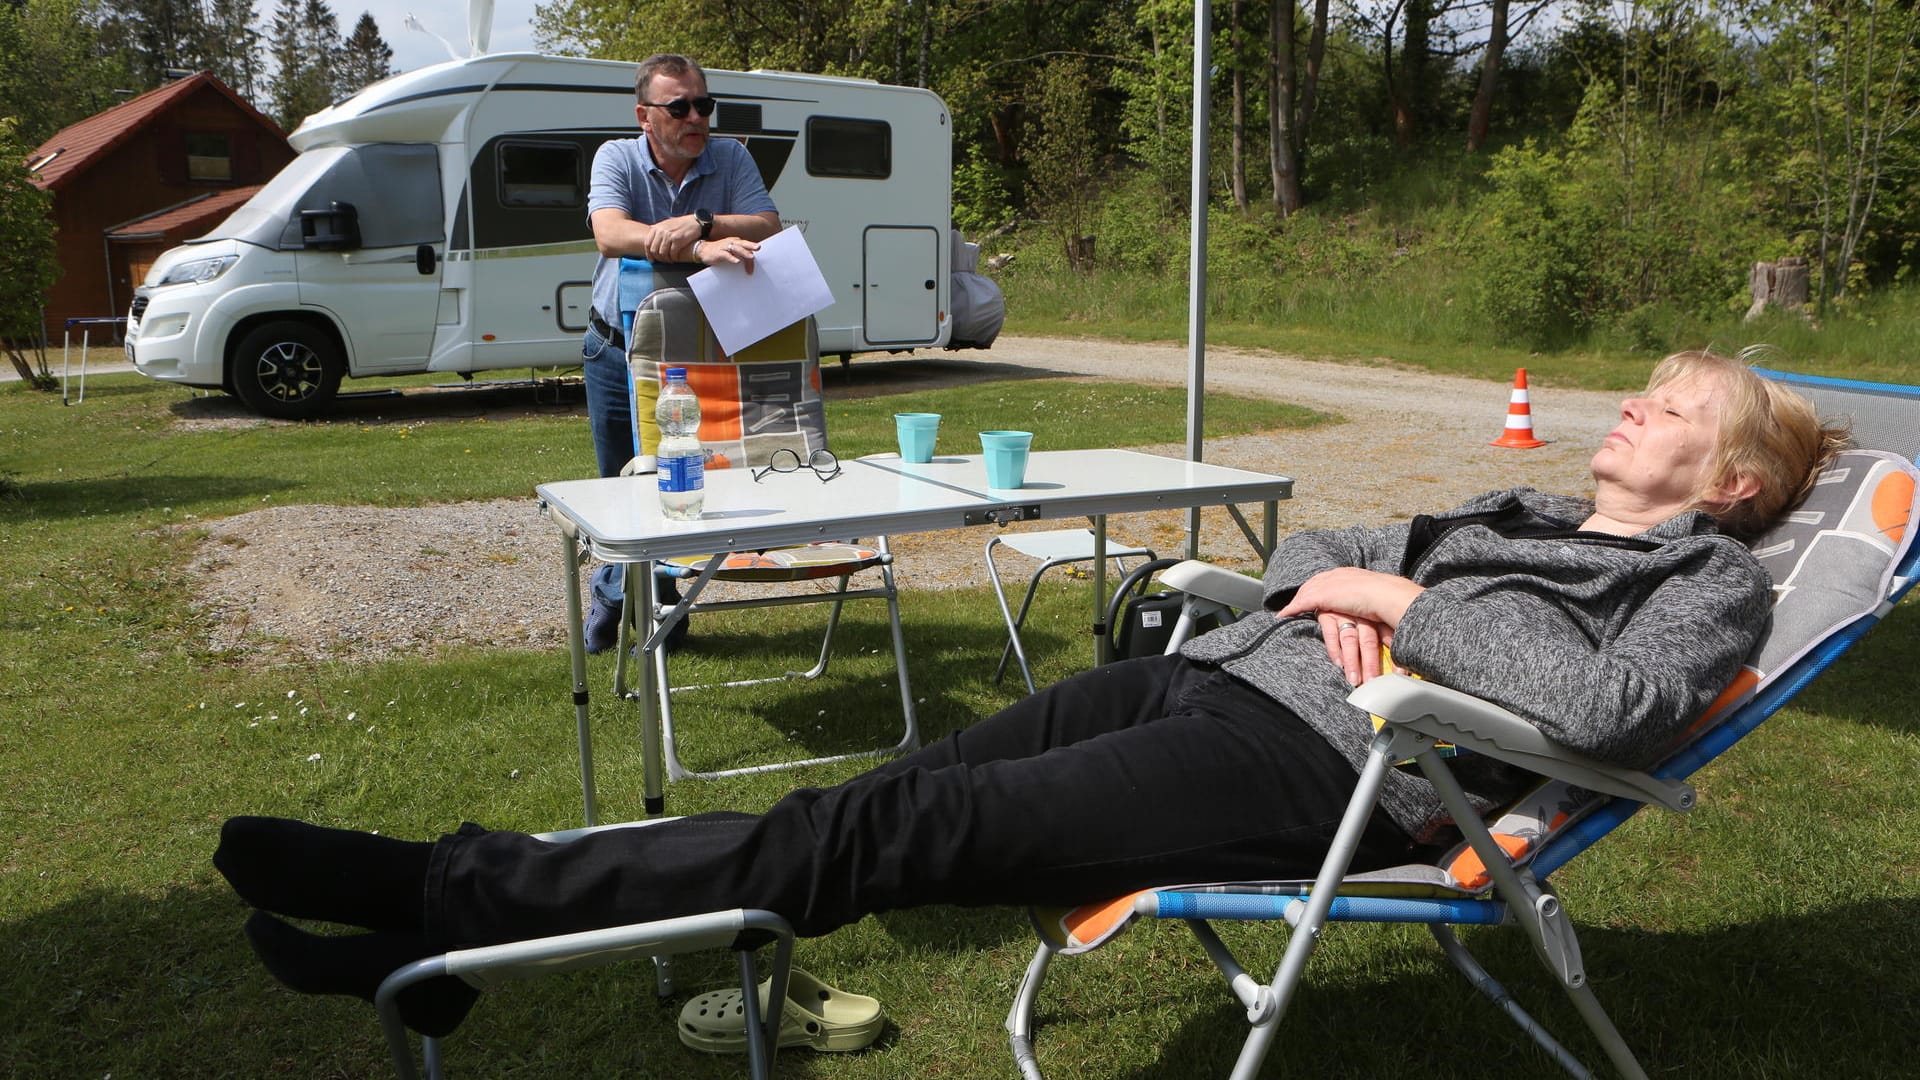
{"left": 537, "top": 449, "right": 1294, "bottom": 563}
{"left": 536, "top": 459, "right": 991, "bottom": 562}
{"left": 861, "top": 448, "right": 1293, "bottom": 517}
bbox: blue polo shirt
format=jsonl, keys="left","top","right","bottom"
{"left": 587, "top": 134, "right": 778, "bottom": 329}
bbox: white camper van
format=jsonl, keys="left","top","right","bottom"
{"left": 125, "top": 53, "right": 999, "bottom": 418}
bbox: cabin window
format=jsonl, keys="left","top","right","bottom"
{"left": 499, "top": 141, "right": 583, "bottom": 208}
{"left": 806, "top": 117, "right": 890, "bottom": 180}
{"left": 186, "top": 132, "right": 232, "bottom": 181}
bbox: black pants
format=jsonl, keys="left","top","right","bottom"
{"left": 426, "top": 655, "right": 1423, "bottom": 944}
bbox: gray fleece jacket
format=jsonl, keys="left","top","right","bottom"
{"left": 1180, "top": 487, "right": 1771, "bottom": 839}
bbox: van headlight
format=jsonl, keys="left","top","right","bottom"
{"left": 156, "top": 255, "right": 239, "bottom": 286}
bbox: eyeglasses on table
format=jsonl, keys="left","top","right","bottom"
{"left": 751, "top": 447, "right": 842, "bottom": 484}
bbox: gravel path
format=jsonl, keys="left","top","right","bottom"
{"left": 184, "top": 337, "right": 1628, "bottom": 663}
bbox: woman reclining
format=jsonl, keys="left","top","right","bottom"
{"left": 214, "top": 350, "right": 1846, "bottom": 1037}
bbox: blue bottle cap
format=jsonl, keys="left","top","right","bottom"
{"left": 665, "top": 367, "right": 687, "bottom": 380}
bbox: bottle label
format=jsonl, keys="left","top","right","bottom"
{"left": 658, "top": 454, "right": 704, "bottom": 494}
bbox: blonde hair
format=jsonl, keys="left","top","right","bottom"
{"left": 1648, "top": 349, "right": 1849, "bottom": 539}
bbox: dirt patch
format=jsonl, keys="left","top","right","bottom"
{"left": 182, "top": 338, "right": 1622, "bottom": 664}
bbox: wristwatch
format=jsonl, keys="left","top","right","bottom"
{"left": 695, "top": 208, "right": 714, "bottom": 239}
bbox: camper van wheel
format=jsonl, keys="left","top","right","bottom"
{"left": 230, "top": 322, "right": 343, "bottom": 420}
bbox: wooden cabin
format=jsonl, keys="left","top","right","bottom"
{"left": 25, "top": 72, "right": 293, "bottom": 342}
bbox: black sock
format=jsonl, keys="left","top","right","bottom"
{"left": 215, "top": 816, "right": 432, "bottom": 932}
{"left": 244, "top": 912, "right": 478, "bottom": 1038}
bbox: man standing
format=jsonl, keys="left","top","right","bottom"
{"left": 582, "top": 53, "right": 781, "bottom": 651}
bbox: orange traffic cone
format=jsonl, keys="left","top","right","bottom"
{"left": 1490, "top": 368, "right": 1546, "bottom": 449}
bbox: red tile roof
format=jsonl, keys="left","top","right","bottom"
{"left": 106, "top": 185, "right": 263, "bottom": 239}
{"left": 25, "top": 71, "right": 284, "bottom": 190}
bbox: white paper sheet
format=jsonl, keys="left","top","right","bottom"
{"left": 687, "top": 226, "right": 836, "bottom": 355}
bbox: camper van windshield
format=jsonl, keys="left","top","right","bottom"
{"left": 198, "top": 144, "right": 444, "bottom": 251}
{"left": 200, "top": 146, "right": 351, "bottom": 247}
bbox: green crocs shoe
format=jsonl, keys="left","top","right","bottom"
{"left": 677, "top": 967, "right": 884, "bottom": 1054}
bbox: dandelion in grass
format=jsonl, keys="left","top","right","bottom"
{"left": 306, "top": 753, "right": 322, "bottom": 763}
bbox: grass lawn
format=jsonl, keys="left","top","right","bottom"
{"left": 2, "top": 365, "right": 1917, "bottom": 1078}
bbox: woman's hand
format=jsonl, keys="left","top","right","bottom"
{"left": 1274, "top": 568, "right": 1425, "bottom": 686}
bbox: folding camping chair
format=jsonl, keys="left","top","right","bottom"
{"left": 375, "top": 820, "right": 796, "bottom": 1080}
{"left": 986, "top": 527, "right": 1156, "bottom": 693}
{"left": 1007, "top": 369, "right": 1920, "bottom": 1079}
{"left": 611, "top": 258, "right": 918, "bottom": 780}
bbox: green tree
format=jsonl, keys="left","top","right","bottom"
{"left": 0, "top": 0, "right": 129, "bottom": 145}
{"left": 205, "top": 0, "right": 267, "bottom": 101}
{"left": 1742, "top": 0, "right": 1920, "bottom": 307}
{"left": 337, "top": 11, "right": 394, "bottom": 92}
{"left": 0, "top": 119, "right": 60, "bottom": 388}
{"left": 269, "top": 0, "right": 342, "bottom": 129}
{"left": 1112, "top": 0, "right": 1195, "bottom": 212}
{"left": 1027, "top": 54, "right": 1101, "bottom": 268}
{"left": 95, "top": 0, "right": 215, "bottom": 88}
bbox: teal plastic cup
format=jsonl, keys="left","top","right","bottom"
{"left": 894, "top": 413, "right": 941, "bottom": 463}
{"left": 979, "top": 430, "right": 1033, "bottom": 489}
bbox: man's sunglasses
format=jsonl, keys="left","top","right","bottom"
{"left": 643, "top": 96, "right": 718, "bottom": 119}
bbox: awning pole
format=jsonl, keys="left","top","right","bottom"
{"left": 1185, "top": 1, "right": 1212, "bottom": 559}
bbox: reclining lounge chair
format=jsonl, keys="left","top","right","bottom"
{"left": 1008, "top": 368, "right": 1920, "bottom": 1079}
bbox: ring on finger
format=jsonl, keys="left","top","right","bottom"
{"left": 1338, "top": 621, "right": 1358, "bottom": 632}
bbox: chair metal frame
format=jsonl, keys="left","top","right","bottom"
{"left": 612, "top": 262, "right": 918, "bottom": 780}
{"left": 1008, "top": 368, "right": 1920, "bottom": 1079}
{"left": 612, "top": 545, "right": 920, "bottom": 780}
{"left": 376, "top": 821, "right": 796, "bottom": 1080}
{"left": 986, "top": 526, "right": 1155, "bottom": 694}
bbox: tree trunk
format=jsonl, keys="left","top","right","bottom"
{"left": 1269, "top": 0, "right": 1303, "bottom": 214}
{"left": 1298, "top": 0, "right": 1329, "bottom": 146}
{"left": 1396, "top": 0, "right": 1433, "bottom": 146}
{"left": 989, "top": 104, "right": 1023, "bottom": 166}
{"left": 1467, "top": 0, "right": 1510, "bottom": 152}
{"left": 1231, "top": 0, "right": 1248, "bottom": 210}
{"left": 1382, "top": 1, "right": 1410, "bottom": 146}
{"left": 1746, "top": 258, "right": 1812, "bottom": 320}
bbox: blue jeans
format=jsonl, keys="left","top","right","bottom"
{"left": 583, "top": 326, "right": 677, "bottom": 607}
{"left": 582, "top": 326, "right": 632, "bottom": 480}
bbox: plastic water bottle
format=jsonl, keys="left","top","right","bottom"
{"left": 655, "top": 367, "right": 704, "bottom": 520}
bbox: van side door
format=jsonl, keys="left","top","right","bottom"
{"left": 289, "top": 143, "right": 444, "bottom": 373}
{"left": 461, "top": 136, "right": 603, "bottom": 369}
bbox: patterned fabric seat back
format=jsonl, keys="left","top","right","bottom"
{"left": 618, "top": 259, "right": 825, "bottom": 473}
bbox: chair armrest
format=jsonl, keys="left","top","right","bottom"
{"left": 1158, "top": 561, "right": 1265, "bottom": 612}
{"left": 443, "top": 908, "right": 790, "bottom": 988}
{"left": 1346, "top": 674, "right": 1694, "bottom": 813}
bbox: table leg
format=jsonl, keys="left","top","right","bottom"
{"left": 1092, "top": 515, "right": 1110, "bottom": 667}
{"left": 634, "top": 564, "right": 666, "bottom": 818}
{"left": 559, "top": 529, "right": 597, "bottom": 827}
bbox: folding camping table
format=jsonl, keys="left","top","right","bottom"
{"left": 536, "top": 449, "right": 1293, "bottom": 823}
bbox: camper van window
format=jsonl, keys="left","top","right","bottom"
{"left": 806, "top": 117, "right": 891, "bottom": 180}
{"left": 500, "top": 141, "right": 583, "bottom": 208}
{"left": 186, "top": 133, "right": 233, "bottom": 182}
